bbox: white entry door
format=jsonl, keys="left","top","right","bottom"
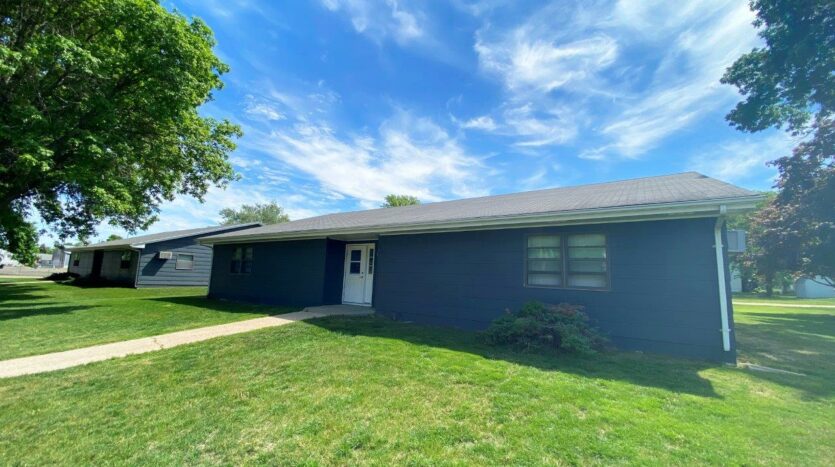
{"left": 342, "top": 244, "right": 375, "bottom": 305}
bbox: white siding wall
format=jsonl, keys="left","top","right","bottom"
{"left": 68, "top": 251, "right": 94, "bottom": 277}
{"left": 99, "top": 250, "right": 137, "bottom": 283}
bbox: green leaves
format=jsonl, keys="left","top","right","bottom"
{"left": 0, "top": 0, "right": 241, "bottom": 257}
{"left": 219, "top": 202, "right": 290, "bottom": 226}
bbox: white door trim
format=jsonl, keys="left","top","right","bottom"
{"left": 341, "top": 243, "right": 375, "bottom": 306}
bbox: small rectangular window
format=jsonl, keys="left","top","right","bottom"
{"left": 231, "top": 246, "right": 253, "bottom": 274}
{"left": 526, "top": 235, "right": 562, "bottom": 287}
{"left": 119, "top": 251, "right": 132, "bottom": 269}
{"left": 175, "top": 254, "right": 194, "bottom": 270}
{"left": 72, "top": 254, "right": 79, "bottom": 267}
{"left": 242, "top": 247, "right": 253, "bottom": 274}
{"left": 566, "top": 234, "right": 608, "bottom": 289}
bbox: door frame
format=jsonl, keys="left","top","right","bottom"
{"left": 341, "top": 243, "right": 375, "bottom": 306}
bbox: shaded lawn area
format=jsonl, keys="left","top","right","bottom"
{"left": 0, "top": 281, "right": 298, "bottom": 360}
{"left": 0, "top": 299, "right": 832, "bottom": 464}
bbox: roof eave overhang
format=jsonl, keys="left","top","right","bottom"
{"left": 199, "top": 195, "right": 764, "bottom": 246}
{"left": 66, "top": 243, "right": 146, "bottom": 253}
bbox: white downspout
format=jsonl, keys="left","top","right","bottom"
{"left": 714, "top": 205, "right": 731, "bottom": 352}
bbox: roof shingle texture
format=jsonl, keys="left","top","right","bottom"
{"left": 204, "top": 172, "right": 757, "bottom": 241}
{"left": 70, "top": 224, "right": 259, "bottom": 251}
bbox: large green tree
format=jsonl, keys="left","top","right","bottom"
{"left": 381, "top": 194, "right": 421, "bottom": 208}
{"left": 722, "top": 0, "right": 834, "bottom": 285}
{"left": 219, "top": 202, "right": 290, "bottom": 226}
{"left": 0, "top": 0, "right": 241, "bottom": 265}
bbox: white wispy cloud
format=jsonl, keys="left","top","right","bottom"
{"left": 245, "top": 110, "right": 488, "bottom": 207}
{"left": 470, "top": 0, "right": 760, "bottom": 156}
{"left": 460, "top": 115, "right": 498, "bottom": 131}
{"left": 320, "top": 0, "right": 424, "bottom": 44}
{"left": 687, "top": 133, "right": 795, "bottom": 186}
{"left": 244, "top": 97, "right": 285, "bottom": 121}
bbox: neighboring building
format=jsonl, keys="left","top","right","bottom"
{"left": 795, "top": 277, "right": 835, "bottom": 299}
{"left": 0, "top": 249, "right": 21, "bottom": 268}
{"left": 51, "top": 248, "right": 71, "bottom": 269}
{"left": 199, "top": 172, "right": 762, "bottom": 362}
{"left": 37, "top": 253, "right": 54, "bottom": 268}
{"left": 68, "top": 224, "right": 259, "bottom": 287}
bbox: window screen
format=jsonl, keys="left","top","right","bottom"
{"left": 566, "top": 234, "right": 608, "bottom": 289}
{"left": 175, "top": 254, "right": 194, "bottom": 270}
{"left": 526, "top": 235, "right": 562, "bottom": 286}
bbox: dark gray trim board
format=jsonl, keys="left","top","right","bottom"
{"left": 206, "top": 217, "right": 736, "bottom": 362}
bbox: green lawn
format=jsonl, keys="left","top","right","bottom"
{"left": 0, "top": 293, "right": 832, "bottom": 464}
{"left": 733, "top": 291, "right": 835, "bottom": 306}
{"left": 0, "top": 280, "right": 298, "bottom": 360}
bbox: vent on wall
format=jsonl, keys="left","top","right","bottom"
{"left": 726, "top": 230, "right": 746, "bottom": 253}
{"left": 158, "top": 251, "right": 173, "bottom": 260}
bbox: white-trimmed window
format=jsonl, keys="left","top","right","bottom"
{"left": 526, "top": 235, "right": 563, "bottom": 287}
{"left": 525, "top": 233, "right": 609, "bottom": 290}
{"left": 566, "top": 234, "right": 608, "bottom": 289}
{"left": 175, "top": 253, "right": 194, "bottom": 270}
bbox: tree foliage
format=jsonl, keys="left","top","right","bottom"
{"left": 106, "top": 234, "right": 123, "bottom": 242}
{"left": 722, "top": 0, "right": 834, "bottom": 285}
{"left": 381, "top": 194, "right": 421, "bottom": 208}
{"left": 0, "top": 0, "right": 241, "bottom": 265}
{"left": 219, "top": 202, "right": 290, "bottom": 226}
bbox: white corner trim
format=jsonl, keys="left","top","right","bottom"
{"left": 714, "top": 206, "right": 732, "bottom": 352}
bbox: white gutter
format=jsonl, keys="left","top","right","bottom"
{"left": 714, "top": 205, "right": 732, "bottom": 352}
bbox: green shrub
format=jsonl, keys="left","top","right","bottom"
{"left": 482, "top": 301, "right": 608, "bottom": 354}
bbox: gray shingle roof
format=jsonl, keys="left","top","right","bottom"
{"left": 68, "top": 223, "right": 260, "bottom": 252}
{"left": 201, "top": 172, "right": 761, "bottom": 243}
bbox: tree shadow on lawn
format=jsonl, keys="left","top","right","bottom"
{"left": 735, "top": 312, "right": 835, "bottom": 400}
{"left": 0, "top": 284, "right": 49, "bottom": 304}
{"left": 0, "top": 304, "right": 100, "bottom": 321}
{"left": 307, "top": 315, "right": 721, "bottom": 398}
{"left": 147, "top": 296, "right": 300, "bottom": 316}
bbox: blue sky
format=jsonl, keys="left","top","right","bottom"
{"left": 46, "top": 0, "right": 796, "bottom": 243}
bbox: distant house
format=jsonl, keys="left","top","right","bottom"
{"left": 795, "top": 277, "right": 835, "bottom": 299}
{"left": 37, "top": 253, "right": 54, "bottom": 268}
{"left": 0, "top": 249, "right": 21, "bottom": 268}
{"left": 198, "top": 172, "right": 762, "bottom": 362}
{"left": 68, "top": 224, "right": 259, "bottom": 287}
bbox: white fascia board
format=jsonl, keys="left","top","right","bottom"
{"left": 199, "top": 196, "right": 764, "bottom": 246}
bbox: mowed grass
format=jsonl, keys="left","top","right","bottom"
{"left": 0, "top": 281, "right": 298, "bottom": 360}
{"left": 0, "top": 294, "right": 833, "bottom": 464}
{"left": 733, "top": 291, "right": 835, "bottom": 306}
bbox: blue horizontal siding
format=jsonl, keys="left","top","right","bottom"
{"left": 373, "top": 218, "right": 736, "bottom": 362}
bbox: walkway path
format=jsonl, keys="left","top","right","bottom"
{"left": 734, "top": 301, "right": 835, "bottom": 309}
{"left": 0, "top": 305, "right": 373, "bottom": 378}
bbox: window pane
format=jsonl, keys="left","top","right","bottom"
{"left": 232, "top": 247, "right": 242, "bottom": 261}
{"left": 528, "top": 259, "right": 561, "bottom": 272}
{"left": 527, "top": 273, "right": 562, "bottom": 286}
{"left": 244, "top": 247, "right": 253, "bottom": 261}
{"left": 527, "top": 247, "right": 561, "bottom": 259}
{"left": 567, "top": 234, "right": 605, "bottom": 247}
{"left": 567, "top": 274, "right": 607, "bottom": 288}
{"left": 121, "top": 251, "right": 132, "bottom": 261}
{"left": 350, "top": 249, "right": 361, "bottom": 261}
{"left": 528, "top": 235, "right": 560, "bottom": 248}
{"left": 241, "top": 260, "right": 252, "bottom": 274}
{"left": 176, "top": 254, "right": 194, "bottom": 270}
{"left": 568, "top": 259, "right": 606, "bottom": 273}
{"left": 368, "top": 248, "right": 375, "bottom": 274}
{"left": 349, "top": 262, "right": 361, "bottom": 274}
{"left": 568, "top": 247, "right": 606, "bottom": 259}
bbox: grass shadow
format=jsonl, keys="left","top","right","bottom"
{"left": 735, "top": 311, "right": 835, "bottom": 400}
{"left": 0, "top": 284, "right": 48, "bottom": 303}
{"left": 307, "top": 314, "right": 720, "bottom": 398}
{"left": 148, "top": 296, "right": 300, "bottom": 315}
{"left": 0, "top": 304, "right": 100, "bottom": 321}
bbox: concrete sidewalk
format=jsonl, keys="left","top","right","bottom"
{"left": 0, "top": 305, "right": 372, "bottom": 378}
